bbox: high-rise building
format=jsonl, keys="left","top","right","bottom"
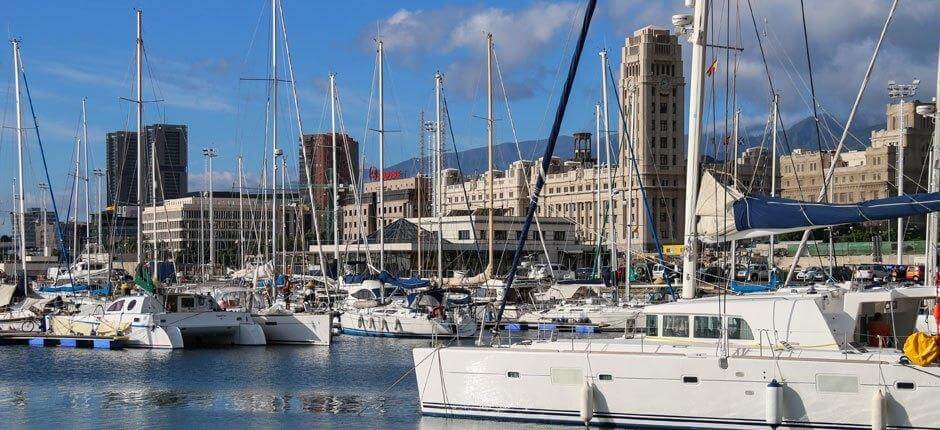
{"left": 106, "top": 124, "right": 188, "bottom": 207}
{"left": 298, "top": 133, "right": 360, "bottom": 208}
{"left": 619, "top": 26, "right": 687, "bottom": 249}
{"left": 11, "top": 207, "right": 57, "bottom": 252}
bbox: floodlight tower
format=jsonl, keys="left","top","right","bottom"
{"left": 887, "top": 78, "right": 919, "bottom": 264}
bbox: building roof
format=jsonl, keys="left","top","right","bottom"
{"left": 360, "top": 218, "right": 448, "bottom": 245}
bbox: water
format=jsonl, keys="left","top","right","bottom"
{"left": 1, "top": 334, "right": 567, "bottom": 429}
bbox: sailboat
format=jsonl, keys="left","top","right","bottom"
{"left": 412, "top": 1, "right": 940, "bottom": 428}
{"left": 50, "top": 10, "right": 265, "bottom": 348}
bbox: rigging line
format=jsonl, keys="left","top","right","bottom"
{"left": 800, "top": 0, "right": 829, "bottom": 197}
{"left": 744, "top": 0, "right": 807, "bottom": 207}
{"left": 491, "top": 47, "right": 554, "bottom": 273}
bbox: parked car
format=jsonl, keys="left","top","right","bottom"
{"left": 652, "top": 263, "right": 680, "bottom": 281}
{"left": 532, "top": 263, "right": 574, "bottom": 281}
{"left": 796, "top": 266, "right": 823, "bottom": 282}
{"left": 905, "top": 265, "right": 926, "bottom": 283}
{"left": 829, "top": 266, "right": 854, "bottom": 282}
{"left": 854, "top": 264, "right": 888, "bottom": 283}
{"left": 736, "top": 264, "right": 769, "bottom": 282}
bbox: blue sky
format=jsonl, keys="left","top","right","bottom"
{"left": 0, "top": 1, "right": 936, "bottom": 230}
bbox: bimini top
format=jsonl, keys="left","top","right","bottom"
{"left": 696, "top": 171, "right": 940, "bottom": 242}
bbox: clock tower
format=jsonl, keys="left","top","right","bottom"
{"left": 619, "top": 26, "right": 686, "bottom": 251}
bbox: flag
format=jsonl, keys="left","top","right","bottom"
{"left": 706, "top": 58, "right": 718, "bottom": 76}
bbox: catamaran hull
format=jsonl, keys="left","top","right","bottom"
{"left": 340, "top": 311, "right": 476, "bottom": 338}
{"left": 413, "top": 346, "right": 940, "bottom": 429}
{"left": 253, "top": 313, "right": 331, "bottom": 345}
{"left": 47, "top": 315, "right": 184, "bottom": 349}
{"left": 157, "top": 312, "right": 266, "bottom": 346}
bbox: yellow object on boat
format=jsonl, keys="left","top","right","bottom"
{"left": 903, "top": 331, "right": 938, "bottom": 366}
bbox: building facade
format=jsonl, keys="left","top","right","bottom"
{"left": 340, "top": 176, "right": 431, "bottom": 243}
{"left": 779, "top": 101, "right": 935, "bottom": 205}
{"left": 299, "top": 133, "right": 360, "bottom": 208}
{"left": 107, "top": 124, "right": 188, "bottom": 207}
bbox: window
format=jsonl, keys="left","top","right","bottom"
{"left": 125, "top": 299, "right": 138, "bottom": 312}
{"left": 694, "top": 316, "right": 721, "bottom": 338}
{"left": 660, "top": 103, "right": 668, "bottom": 114}
{"left": 727, "top": 317, "right": 754, "bottom": 340}
{"left": 815, "top": 374, "right": 859, "bottom": 394}
{"left": 107, "top": 300, "right": 125, "bottom": 312}
{"left": 598, "top": 374, "right": 613, "bottom": 381}
{"left": 458, "top": 230, "right": 470, "bottom": 240}
{"left": 645, "top": 315, "right": 659, "bottom": 336}
{"left": 553, "top": 231, "right": 566, "bottom": 241}
{"left": 532, "top": 231, "right": 541, "bottom": 240}
{"left": 662, "top": 315, "right": 689, "bottom": 337}
{"left": 494, "top": 230, "right": 507, "bottom": 240}
{"left": 660, "top": 155, "right": 668, "bottom": 166}
{"left": 180, "top": 297, "right": 195, "bottom": 310}
{"left": 660, "top": 121, "right": 668, "bottom": 132}
{"left": 660, "top": 137, "right": 668, "bottom": 149}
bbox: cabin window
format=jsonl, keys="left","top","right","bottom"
{"left": 662, "top": 315, "right": 689, "bottom": 337}
{"left": 645, "top": 314, "right": 659, "bottom": 336}
{"left": 107, "top": 300, "right": 125, "bottom": 312}
{"left": 598, "top": 374, "right": 613, "bottom": 381}
{"left": 197, "top": 296, "right": 206, "bottom": 307}
{"left": 180, "top": 297, "right": 195, "bottom": 310}
{"left": 693, "top": 316, "right": 721, "bottom": 339}
{"left": 895, "top": 382, "right": 915, "bottom": 390}
{"left": 507, "top": 371, "right": 520, "bottom": 378}
{"left": 727, "top": 317, "right": 754, "bottom": 340}
{"left": 550, "top": 368, "right": 584, "bottom": 385}
{"left": 125, "top": 300, "right": 138, "bottom": 312}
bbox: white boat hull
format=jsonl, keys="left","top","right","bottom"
{"left": 340, "top": 310, "right": 476, "bottom": 338}
{"left": 253, "top": 312, "right": 331, "bottom": 345}
{"left": 413, "top": 344, "right": 940, "bottom": 429}
{"left": 48, "top": 315, "right": 184, "bottom": 349}
{"left": 157, "top": 311, "right": 266, "bottom": 346}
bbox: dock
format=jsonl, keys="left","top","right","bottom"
{"left": 0, "top": 332, "right": 126, "bottom": 350}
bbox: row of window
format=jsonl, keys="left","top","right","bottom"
{"left": 645, "top": 314, "right": 754, "bottom": 340}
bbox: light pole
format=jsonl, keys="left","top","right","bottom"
{"left": 38, "top": 182, "right": 49, "bottom": 257}
{"left": 202, "top": 148, "right": 217, "bottom": 276}
{"left": 93, "top": 169, "right": 104, "bottom": 253}
{"left": 887, "top": 79, "right": 919, "bottom": 264}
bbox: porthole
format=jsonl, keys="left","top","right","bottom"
{"left": 507, "top": 371, "right": 520, "bottom": 378}
{"left": 682, "top": 376, "right": 698, "bottom": 384}
{"left": 895, "top": 382, "right": 915, "bottom": 390}
{"left": 598, "top": 374, "right": 613, "bottom": 381}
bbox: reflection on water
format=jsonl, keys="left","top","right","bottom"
{"left": 0, "top": 333, "right": 576, "bottom": 429}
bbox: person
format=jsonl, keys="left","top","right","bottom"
{"left": 867, "top": 312, "right": 891, "bottom": 347}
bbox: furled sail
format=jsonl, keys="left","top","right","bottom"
{"left": 696, "top": 170, "right": 940, "bottom": 242}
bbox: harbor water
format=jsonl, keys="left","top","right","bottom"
{"left": 1, "top": 333, "right": 567, "bottom": 429}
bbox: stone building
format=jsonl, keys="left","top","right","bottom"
{"left": 779, "top": 101, "right": 935, "bottom": 204}
{"left": 340, "top": 176, "right": 431, "bottom": 243}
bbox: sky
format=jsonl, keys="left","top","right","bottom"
{"left": 0, "top": 0, "right": 936, "bottom": 231}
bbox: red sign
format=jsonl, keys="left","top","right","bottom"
{"left": 368, "top": 167, "right": 402, "bottom": 181}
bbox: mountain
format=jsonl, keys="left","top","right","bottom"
{"left": 383, "top": 114, "right": 883, "bottom": 176}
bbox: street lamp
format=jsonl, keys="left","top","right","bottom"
{"left": 887, "top": 79, "right": 919, "bottom": 265}
{"left": 202, "top": 148, "right": 218, "bottom": 275}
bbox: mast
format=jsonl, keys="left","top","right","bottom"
{"left": 435, "top": 72, "right": 444, "bottom": 280}
{"left": 39, "top": 183, "right": 49, "bottom": 256}
{"left": 150, "top": 121, "right": 157, "bottom": 277}
{"left": 417, "top": 112, "right": 424, "bottom": 276}
{"left": 680, "top": 0, "right": 709, "bottom": 300}
{"left": 601, "top": 49, "right": 616, "bottom": 285}
{"left": 896, "top": 97, "right": 906, "bottom": 265}
{"left": 486, "top": 32, "right": 495, "bottom": 277}
{"left": 626, "top": 87, "right": 636, "bottom": 298}
{"left": 94, "top": 170, "right": 103, "bottom": 254}
{"left": 730, "top": 109, "right": 739, "bottom": 281}
{"left": 135, "top": 9, "right": 144, "bottom": 267}
{"left": 205, "top": 148, "right": 216, "bottom": 274}
{"left": 594, "top": 104, "right": 602, "bottom": 276}
{"left": 330, "top": 73, "right": 340, "bottom": 276}
{"left": 280, "top": 154, "right": 287, "bottom": 273}
{"left": 378, "top": 39, "right": 386, "bottom": 272}
{"left": 81, "top": 97, "right": 91, "bottom": 279}
{"left": 769, "top": 94, "right": 778, "bottom": 267}
{"left": 12, "top": 39, "right": 27, "bottom": 292}
{"left": 237, "top": 156, "right": 245, "bottom": 266}
{"left": 72, "top": 137, "right": 81, "bottom": 265}
{"left": 271, "top": 0, "right": 279, "bottom": 273}
{"left": 926, "top": 46, "right": 940, "bottom": 288}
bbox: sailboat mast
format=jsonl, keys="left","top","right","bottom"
{"left": 330, "top": 73, "right": 340, "bottom": 276}
{"left": 927, "top": 47, "right": 940, "bottom": 288}
{"left": 594, "top": 104, "right": 602, "bottom": 276}
{"left": 769, "top": 94, "right": 778, "bottom": 267}
{"left": 680, "top": 0, "right": 710, "bottom": 300}
{"left": 135, "top": 9, "right": 144, "bottom": 267}
{"left": 486, "top": 33, "right": 495, "bottom": 277}
{"left": 271, "top": 0, "right": 279, "bottom": 272}
{"left": 435, "top": 72, "right": 444, "bottom": 280}
{"left": 626, "top": 88, "right": 636, "bottom": 297}
{"left": 378, "top": 39, "right": 386, "bottom": 272}
{"left": 600, "top": 49, "right": 616, "bottom": 284}
{"left": 72, "top": 137, "right": 81, "bottom": 264}
{"left": 417, "top": 112, "right": 424, "bottom": 276}
{"left": 730, "top": 109, "right": 739, "bottom": 279}
{"left": 82, "top": 97, "right": 91, "bottom": 273}
{"left": 12, "top": 39, "right": 27, "bottom": 292}
{"left": 280, "top": 155, "right": 287, "bottom": 273}
{"left": 151, "top": 120, "right": 157, "bottom": 274}
{"left": 237, "top": 156, "right": 245, "bottom": 266}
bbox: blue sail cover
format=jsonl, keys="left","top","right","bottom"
{"left": 734, "top": 193, "right": 940, "bottom": 235}
{"left": 377, "top": 271, "right": 430, "bottom": 289}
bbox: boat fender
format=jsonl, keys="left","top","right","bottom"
{"left": 369, "top": 318, "right": 376, "bottom": 330}
{"left": 357, "top": 316, "right": 365, "bottom": 329}
{"left": 765, "top": 379, "right": 782, "bottom": 425}
{"left": 871, "top": 389, "right": 885, "bottom": 430}
{"left": 395, "top": 318, "right": 403, "bottom": 332}
{"left": 381, "top": 319, "right": 389, "bottom": 332}
{"left": 579, "top": 380, "right": 594, "bottom": 424}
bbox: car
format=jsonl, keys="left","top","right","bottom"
{"left": 532, "top": 263, "right": 574, "bottom": 281}
{"left": 736, "top": 263, "right": 769, "bottom": 282}
{"left": 652, "top": 263, "right": 680, "bottom": 281}
{"left": 905, "top": 265, "right": 926, "bottom": 283}
{"left": 796, "top": 266, "right": 822, "bottom": 282}
{"left": 854, "top": 264, "right": 888, "bottom": 283}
